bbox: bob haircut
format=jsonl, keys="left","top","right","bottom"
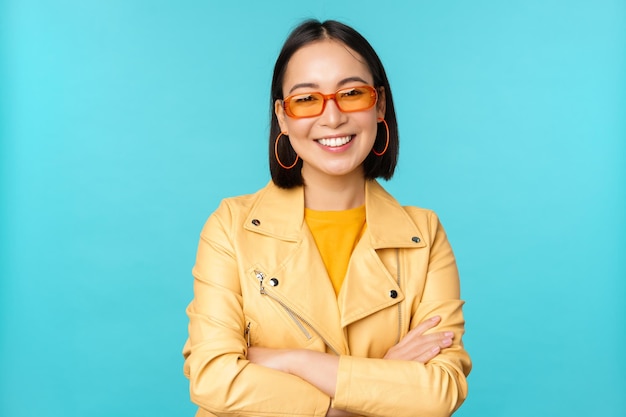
{"left": 269, "top": 19, "right": 399, "bottom": 188}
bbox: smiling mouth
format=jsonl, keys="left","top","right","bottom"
{"left": 316, "top": 135, "right": 354, "bottom": 148}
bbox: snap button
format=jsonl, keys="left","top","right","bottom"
{"left": 411, "top": 236, "right": 421, "bottom": 243}
{"left": 251, "top": 219, "right": 261, "bottom": 226}
{"left": 269, "top": 278, "right": 279, "bottom": 287}
{"left": 389, "top": 290, "right": 398, "bottom": 299}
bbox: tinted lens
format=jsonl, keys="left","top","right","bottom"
{"left": 335, "top": 87, "right": 377, "bottom": 112}
{"left": 283, "top": 86, "right": 377, "bottom": 118}
{"left": 285, "top": 93, "right": 325, "bottom": 117}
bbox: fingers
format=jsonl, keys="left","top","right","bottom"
{"left": 440, "top": 333, "right": 453, "bottom": 348}
{"left": 383, "top": 316, "right": 456, "bottom": 362}
{"left": 415, "top": 345, "right": 441, "bottom": 363}
{"left": 407, "top": 331, "right": 454, "bottom": 362}
{"left": 412, "top": 315, "right": 442, "bottom": 336}
{"left": 401, "top": 316, "right": 449, "bottom": 346}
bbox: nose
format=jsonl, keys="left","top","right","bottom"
{"left": 319, "top": 97, "right": 347, "bottom": 128}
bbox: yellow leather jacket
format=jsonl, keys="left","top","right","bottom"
{"left": 183, "top": 180, "right": 471, "bottom": 417}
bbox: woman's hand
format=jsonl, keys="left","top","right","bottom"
{"left": 383, "top": 316, "right": 454, "bottom": 362}
{"left": 248, "top": 318, "right": 452, "bottom": 416}
{"left": 249, "top": 316, "right": 454, "bottom": 373}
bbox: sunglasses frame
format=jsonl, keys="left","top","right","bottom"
{"left": 282, "top": 85, "right": 378, "bottom": 119}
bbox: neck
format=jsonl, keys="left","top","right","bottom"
{"left": 302, "top": 169, "right": 367, "bottom": 211}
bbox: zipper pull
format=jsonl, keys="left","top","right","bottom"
{"left": 254, "top": 270, "right": 266, "bottom": 294}
{"left": 245, "top": 322, "right": 251, "bottom": 347}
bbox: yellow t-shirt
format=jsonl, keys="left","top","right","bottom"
{"left": 304, "top": 205, "right": 367, "bottom": 296}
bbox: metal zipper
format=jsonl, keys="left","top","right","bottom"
{"left": 283, "top": 307, "right": 312, "bottom": 340}
{"left": 254, "top": 269, "right": 339, "bottom": 355}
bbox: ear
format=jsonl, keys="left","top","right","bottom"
{"left": 275, "top": 99, "right": 288, "bottom": 133}
{"left": 376, "top": 87, "right": 386, "bottom": 119}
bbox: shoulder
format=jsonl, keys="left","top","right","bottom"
{"left": 200, "top": 183, "right": 271, "bottom": 237}
{"left": 368, "top": 180, "right": 441, "bottom": 223}
{"left": 366, "top": 182, "right": 442, "bottom": 244}
{"left": 201, "top": 181, "right": 304, "bottom": 237}
{"left": 402, "top": 205, "right": 439, "bottom": 225}
{"left": 401, "top": 205, "right": 446, "bottom": 241}
{"left": 217, "top": 188, "right": 265, "bottom": 218}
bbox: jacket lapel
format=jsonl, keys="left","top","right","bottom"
{"left": 243, "top": 182, "right": 303, "bottom": 242}
{"left": 242, "top": 180, "right": 427, "bottom": 346}
{"left": 243, "top": 182, "right": 346, "bottom": 354}
{"left": 338, "top": 181, "right": 426, "bottom": 327}
{"left": 364, "top": 180, "right": 427, "bottom": 251}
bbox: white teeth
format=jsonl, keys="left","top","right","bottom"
{"left": 317, "top": 135, "right": 352, "bottom": 147}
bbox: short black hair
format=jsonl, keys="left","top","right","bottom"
{"left": 269, "top": 19, "right": 399, "bottom": 188}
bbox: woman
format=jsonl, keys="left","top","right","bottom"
{"left": 183, "top": 19, "right": 471, "bottom": 417}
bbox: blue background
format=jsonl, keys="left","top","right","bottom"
{"left": 1, "top": 1, "right": 624, "bottom": 416}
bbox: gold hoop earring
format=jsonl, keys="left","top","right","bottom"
{"left": 373, "top": 118, "right": 390, "bottom": 156}
{"left": 274, "top": 132, "right": 299, "bottom": 169}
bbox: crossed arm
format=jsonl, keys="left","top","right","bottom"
{"left": 248, "top": 315, "right": 455, "bottom": 417}
{"left": 185, "top": 205, "right": 470, "bottom": 417}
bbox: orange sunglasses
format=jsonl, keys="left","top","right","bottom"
{"left": 282, "top": 85, "right": 378, "bottom": 118}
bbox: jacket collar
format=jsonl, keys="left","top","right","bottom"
{"left": 244, "top": 180, "right": 426, "bottom": 249}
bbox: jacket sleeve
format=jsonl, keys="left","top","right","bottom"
{"left": 332, "top": 211, "right": 471, "bottom": 417}
{"left": 183, "top": 201, "right": 331, "bottom": 417}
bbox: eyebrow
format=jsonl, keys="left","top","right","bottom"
{"left": 287, "top": 76, "right": 371, "bottom": 95}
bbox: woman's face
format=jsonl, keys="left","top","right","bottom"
{"left": 275, "top": 40, "right": 385, "bottom": 184}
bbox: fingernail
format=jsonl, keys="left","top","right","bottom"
{"left": 431, "top": 346, "right": 441, "bottom": 353}
{"left": 444, "top": 331, "right": 454, "bottom": 337}
{"left": 431, "top": 316, "right": 440, "bottom": 322}
{"left": 442, "top": 338, "right": 452, "bottom": 346}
